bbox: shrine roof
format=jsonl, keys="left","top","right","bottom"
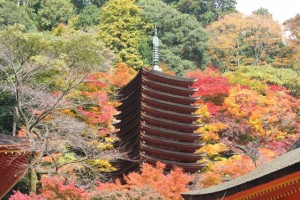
{"left": 182, "top": 147, "right": 300, "bottom": 199}
{"left": 0, "top": 134, "right": 30, "bottom": 199}
{"left": 0, "top": 134, "right": 22, "bottom": 146}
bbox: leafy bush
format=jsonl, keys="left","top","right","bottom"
{"left": 225, "top": 65, "right": 300, "bottom": 97}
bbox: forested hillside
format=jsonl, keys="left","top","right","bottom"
{"left": 0, "top": 0, "right": 299, "bottom": 199}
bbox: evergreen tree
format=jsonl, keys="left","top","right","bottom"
{"left": 252, "top": 7, "right": 272, "bottom": 17}
{"left": 175, "top": 0, "right": 237, "bottom": 27}
{"left": 138, "top": 0, "right": 208, "bottom": 75}
{"left": 98, "top": 0, "right": 146, "bottom": 69}
{"left": 75, "top": 4, "right": 101, "bottom": 30}
{"left": 71, "top": 0, "right": 108, "bottom": 13}
{"left": 0, "top": 0, "right": 36, "bottom": 31}
{"left": 37, "top": 0, "right": 75, "bottom": 30}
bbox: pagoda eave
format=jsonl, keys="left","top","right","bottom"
{"left": 141, "top": 132, "right": 203, "bottom": 152}
{"left": 141, "top": 114, "right": 201, "bottom": 133}
{"left": 141, "top": 153, "right": 205, "bottom": 173}
{"left": 143, "top": 68, "right": 197, "bottom": 87}
{"left": 141, "top": 123, "right": 201, "bottom": 142}
{"left": 143, "top": 77, "right": 197, "bottom": 96}
{"left": 142, "top": 85, "right": 200, "bottom": 104}
{"left": 141, "top": 103, "right": 201, "bottom": 123}
{"left": 141, "top": 143, "right": 204, "bottom": 162}
{"left": 142, "top": 94, "right": 200, "bottom": 114}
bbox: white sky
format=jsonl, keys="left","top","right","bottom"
{"left": 236, "top": 0, "right": 300, "bottom": 23}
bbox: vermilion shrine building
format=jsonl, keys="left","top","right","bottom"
{"left": 0, "top": 134, "right": 30, "bottom": 199}
{"left": 182, "top": 147, "right": 300, "bottom": 200}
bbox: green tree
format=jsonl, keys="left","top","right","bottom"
{"left": 0, "top": 92, "right": 15, "bottom": 135}
{"left": 225, "top": 65, "right": 300, "bottom": 97}
{"left": 138, "top": 0, "right": 208, "bottom": 75}
{"left": 0, "top": 0, "right": 36, "bottom": 31}
{"left": 176, "top": 0, "right": 237, "bottom": 27}
{"left": 71, "top": 0, "right": 107, "bottom": 12}
{"left": 0, "top": 25, "right": 112, "bottom": 193}
{"left": 98, "top": 0, "right": 146, "bottom": 69}
{"left": 37, "top": 0, "right": 74, "bottom": 30}
{"left": 75, "top": 4, "right": 101, "bottom": 30}
{"left": 252, "top": 7, "right": 272, "bottom": 17}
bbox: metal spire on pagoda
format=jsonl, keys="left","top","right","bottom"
{"left": 152, "top": 25, "right": 162, "bottom": 71}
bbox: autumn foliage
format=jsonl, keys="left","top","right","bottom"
{"left": 10, "top": 177, "right": 89, "bottom": 200}
{"left": 109, "top": 63, "right": 137, "bottom": 87}
{"left": 10, "top": 162, "right": 192, "bottom": 200}
{"left": 186, "top": 67, "right": 231, "bottom": 115}
{"left": 186, "top": 68, "right": 231, "bottom": 98}
{"left": 96, "top": 162, "right": 193, "bottom": 200}
{"left": 189, "top": 67, "right": 299, "bottom": 188}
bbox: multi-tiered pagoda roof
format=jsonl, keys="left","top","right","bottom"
{"left": 112, "top": 67, "right": 205, "bottom": 175}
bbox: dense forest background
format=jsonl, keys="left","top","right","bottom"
{"left": 0, "top": 0, "right": 299, "bottom": 199}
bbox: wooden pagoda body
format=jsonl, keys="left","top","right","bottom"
{"left": 182, "top": 147, "right": 300, "bottom": 200}
{"left": 112, "top": 68, "right": 205, "bottom": 175}
{"left": 0, "top": 134, "right": 30, "bottom": 199}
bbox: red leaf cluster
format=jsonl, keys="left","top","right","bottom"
{"left": 10, "top": 177, "right": 89, "bottom": 200}
{"left": 186, "top": 68, "right": 231, "bottom": 98}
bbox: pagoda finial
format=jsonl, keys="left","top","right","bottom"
{"left": 152, "top": 24, "right": 162, "bottom": 71}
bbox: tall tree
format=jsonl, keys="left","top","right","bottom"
{"left": 0, "top": 25, "right": 113, "bottom": 193}
{"left": 71, "top": 0, "right": 107, "bottom": 13}
{"left": 74, "top": 4, "right": 101, "bottom": 30}
{"left": 244, "top": 14, "right": 282, "bottom": 66}
{"left": 207, "top": 13, "right": 246, "bottom": 71}
{"left": 37, "top": 0, "right": 74, "bottom": 30}
{"left": 283, "top": 14, "right": 300, "bottom": 71}
{"left": 98, "top": 0, "right": 145, "bottom": 69}
{"left": 252, "top": 7, "right": 272, "bottom": 17}
{"left": 207, "top": 12, "right": 282, "bottom": 70}
{"left": 138, "top": 0, "right": 208, "bottom": 75}
{"left": 176, "top": 0, "right": 237, "bottom": 27}
{"left": 0, "top": 0, "right": 36, "bottom": 31}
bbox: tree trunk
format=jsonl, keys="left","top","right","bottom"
{"left": 29, "top": 167, "right": 38, "bottom": 194}
{"left": 237, "top": 42, "right": 240, "bottom": 67}
{"left": 12, "top": 107, "right": 18, "bottom": 136}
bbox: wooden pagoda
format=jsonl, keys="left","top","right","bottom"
{"left": 182, "top": 147, "right": 300, "bottom": 200}
{"left": 111, "top": 27, "right": 205, "bottom": 175}
{"left": 0, "top": 134, "right": 30, "bottom": 199}
{"left": 112, "top": 67, "right": 205, "bottom": 174}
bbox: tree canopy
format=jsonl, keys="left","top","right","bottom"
{"left": 175, "top": 0, "right": 237, "bottom": 27}
{"left": 207, "top": 12, "right": 282, "bottom": 71}
{"left": 0, "top": 0, "right": 36, "bottom": 31}
{"left": 98, "top": 0, "right": 145, "bottom": 69}
{"left": 37, "top": 0, "right": 75, "bottom": 30}
{"left": 138, "top": 0, "right": 208, "bottom": 74}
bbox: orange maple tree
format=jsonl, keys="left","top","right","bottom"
{"left": 96, "top": 162, "right": 193, "bottom": 200}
